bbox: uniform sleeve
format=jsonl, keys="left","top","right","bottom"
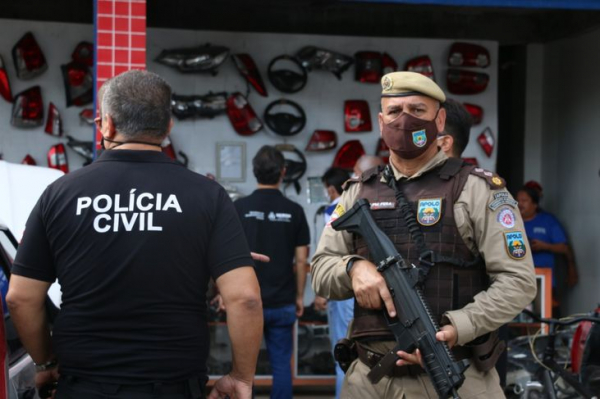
{"left": 12, "top": 192, "right": 56, "bottom": 282}
{"left": 207, "top": 188, "right": 254, "bottom": 279}
{"left": 446, "top": 176, "right": 537, "bottom": 345}
{"left": 295, "top": 207, "right": 310, "bottom": 247}
{"left": 310, "top": 183, "right": 362, "bottom": 300}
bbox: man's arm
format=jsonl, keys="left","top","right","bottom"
{"left": 295, "top": 246, "right": 308, "bottom": 317}
{"left": 6, "top": 275, "right": 53, "bottom": 364}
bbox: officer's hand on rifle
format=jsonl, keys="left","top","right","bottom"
{"left": 349, "top": 259, "right": 397, "bottom": 317}
{"left": 395, "top": 324, "right": 458, "bottom": 367}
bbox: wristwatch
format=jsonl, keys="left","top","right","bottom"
{"left": 346, "top": 257, "right": 360, "bottom": 277}
{"left": 35, "top": 359, "right": 58, "bottom": 372}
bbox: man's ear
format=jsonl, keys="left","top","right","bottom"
{"left": 166, "top": 118, "right": 174, "bottom": 135}
{"left": 104, "top": 114, "right": 117, "bottom": 139}
{"left": 435, "top": 107, "right": 446, "bottom": 134}
{"left": 378, "top": 112, "right": 384, "bottom": 137}
{"left": 438, "top": 135, "right": 454, "bottom": 157}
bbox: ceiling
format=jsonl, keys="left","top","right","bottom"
{"left": 2, "top": 0, "right": 600, "bottom": 45}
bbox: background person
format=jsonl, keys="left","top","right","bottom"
{"left": 437, "top": 98, "right": 473, "bottom": 158}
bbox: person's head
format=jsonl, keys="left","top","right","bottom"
{"left": 353, "top": 155, "right": 385, "bottom": 177}
{"left": 517, "top": 186, "right": 540, "bottom": 220}
{"left": 252, "top": 145, "right": 285, "bottom": 186}
{"left": 96, "top": 70, "right": 173, "bottom": 148}
{"left": 322, "top": 167, "right": 350, "bottom": 201}
{"left": 378, "top": 71, "right": 446, "bottom": 162}
{"left": 438, "top": 99, "right": 472, "bottom": 158}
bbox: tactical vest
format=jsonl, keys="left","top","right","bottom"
{"left": 350, "top": 158, "right": 489, "bottom": 341}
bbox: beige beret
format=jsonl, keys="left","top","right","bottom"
{"left": 381, "top": 71, "right": 446, "bottom": 102}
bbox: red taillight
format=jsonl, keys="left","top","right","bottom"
{"left": 463, "top": 103, "right": 483, "bottom": 125}
{"left": 405, "top": 56, "right": 435, "bottom": 80}
{"left": 344, "top": 100, "right": 372, "bottom": 132}
{"left": 79, "top": 108, "right": 95, "bottom": 125}
{"left": 12, "top": 32, "right": 48, "bottom": 80}
{"left": 355, "top": 52, "right": 382, "bottom": 83}
{"left": 232, "top": 54, "right": 268, "bottom": 97}
{"left": 161, "top": 137, "right": 177, "bottom": 160}
{"left": 375, "top": 138, "right": 390, "bottom": 164}
{"left": 382, "top": 53, "right": 397, "bottom": 75}
{"left": 44, "top": 102, "right": 63, "bottom": 137}
{"left": 333, "top": 140, "right": 365, "bottom": 171}
{"left": 306, "top": 130, "right": 337, "bottom": 152}
{"left": 0, "top": 56, "right": 12, "bottom": 102}
{"left": 21, "top": 154, "right": 37, "bottom": 165}
{"left": 47, "top": 143, "right": 69, "bottom": 173}
{"left": 462, "top": 157, "right": 479, "bottom": 166}
{"left": 11, "top": 86, "right": 44, "bottom": 128}
{"left": 61, "top": 61, "right": 93, "bottom": 107}
{"left": 72, "top": 41, "right": 94, "bottom": 67}
{"left": 447, "top": 69, "right": 489, "bottom": 95}
{"left": 477, "top": 127, "right": 495, "bottom": 157}
{"left": 226, "top": 93, "right": 263, "bottom": 136}
{"left": 448, "top": 42, "right": 490, "bottom": 68}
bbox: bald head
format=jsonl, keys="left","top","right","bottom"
{"left": 354, "top": 155, "right": 385, "bottom": 177}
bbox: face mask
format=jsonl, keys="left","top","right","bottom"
{"left": 381, "top": 108, "right": 440, "bottom": 159}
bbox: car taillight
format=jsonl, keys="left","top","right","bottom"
{"left": 21, "top": 154, "right": 36, "bottom": 165}
{"left": 226, "top": 93, "right": 263, "bottom": 136}
{"left": 0, "top": 56, "right": 12, "bottom": 102}
{"left": 462, "top": 157, "right": 479, "bottom": 166}
{"left": 405, "top": 56, "right": 434, "bottom": 80}
{"left": 79, "top": 108, "right": 95, "bottom": 125}
{"left": 11, "top": 86, "right": 44, "bottom": 128}
{"left": 382, "top": 53, "right": 398, "bottom": 75}
{"left": 477, "top": 127, "right": 495, "bottom": 157}
{"left": 447, "top": 69, "right": 489, "bottom": 95}
{"left": 355, "top": 51, "right": 382, "bottom": 83}
{"left": 375, "top": 138, "right": 390, "bottom": 164}
{"left": 306, "top": 130, "right": 337, "bottom": 152}
{"left": 344, "top": 100, "right": 372, "bottom": 132}
{"left": 47, "top": 143, "right": 69, "bottom": 173}
{"left": 463, "top": 103, "right": 483, "bottom": 125}
{"left": 448, "top": 42, "right": 490, "bottom": 68}
{"left": 333, "top": 140, "right": 365, "bottom": 171}
{"left": 61, "top": 61, "right": 93, "bottom": 107}
{"left": 44, "top": 102, "right": 63, "bottom": 136}
{"left": 232, "top": 54, "right": 268, "bottom": 97}
{"left": 72, "top": 41, "right": 94, "bottom": 67}
{"left": 12, "top": 32, "right": 48, "bottom": 80}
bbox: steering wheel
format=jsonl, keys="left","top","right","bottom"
{"left": 267, "top": 55, "right": 308, "bottom": 94}
{"left": 263, "top": 99, "right": 306, "bottom": 136}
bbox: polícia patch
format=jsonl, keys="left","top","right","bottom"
{"left": 417, "top": 198, "right": 442, "bottom": 226}
{"left": 504, "top": 231, "right": 527, "bottom": 260}
{"left": 497, "top": 207, "right": 516, "bottom": 229}
{"left": 489, "top": 191, "right": 518, "bottom": 211}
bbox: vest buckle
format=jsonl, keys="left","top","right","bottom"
{"left": 419, "top": 250, "right": 436, "bottom": 268}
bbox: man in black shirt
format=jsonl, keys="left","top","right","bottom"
{"left": 6, "top": 70, "right": 263, "bottom": 399}
{"left": 234, "top": 146, "right": 309, "bottom": 399}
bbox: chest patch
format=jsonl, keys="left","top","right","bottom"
{"left": 497, "top": 207, "right": 516, "bottom": 229}
{"left": 417, "top": 198, "right": 442, "bottom": 226}
{"left": 504, "top": 231, "right": 527, "bottom": 260}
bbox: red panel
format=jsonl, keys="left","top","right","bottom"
{"left": 132, "top": 2, "right": 146, "bottom": 15}
{"left": 132, "top": 18, "right": 145, "bottom": 32}
{"left": 97, "top": 49, "right": 113, "bottom": 62}
{"left": 115, "top": 2, "right": 130, "bottom": 15}
{"left": 131, "top": 50, "right": 145, "bottom": 64}
{"left": 97, "top": 16, "right": 113, "bottom": 30}
{"left": 114, "top": 65, "right": 129, "bottom": 75}
{"left": 98, "top": 33, "right": 113, "bottom": 47}
{"left": 96, "top": 64, "right": 112, "bottom": 79}
{"left": 115, "top": 17, "right": 129, "bottom": 32}
{"left": 132, "top": 34, "right": 145, "bottom": 48}
{"left": 98, "top": 1, "right": 113, "bottom": 14}
{"left": 115, "top": 50, "right": 129, "bottom": 64}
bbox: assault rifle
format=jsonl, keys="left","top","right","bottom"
{"left": 332, "top": 199, "right": 469, "bottom": 399}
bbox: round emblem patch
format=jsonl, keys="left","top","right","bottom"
{"left": 497, "top": 208, "right": 516, "bottom": 229}
{"left": 382, "top": 75, "right": 393, "bottom": 91}
{"left": 492, "top": 177, "right": 502, "bottom": 186}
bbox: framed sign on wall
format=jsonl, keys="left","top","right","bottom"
{"left": 216, "top": 142, "right": 246, "bottom": 182}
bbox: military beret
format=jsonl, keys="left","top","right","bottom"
{"left": 381, "top": 71, "right": 446, "bottom": 103}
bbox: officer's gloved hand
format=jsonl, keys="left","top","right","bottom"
{"left": 349, "top": 259, "right": 397, "bottom": 317}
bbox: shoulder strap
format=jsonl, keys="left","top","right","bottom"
{"left": 470, "top": 168, "right": 506, "bottom": 190}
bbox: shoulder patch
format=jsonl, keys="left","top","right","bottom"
{"left": 470, "top": 168, "right": 506, "bottom": 189}
{"left": 504, "top": 231, "right": 527, "bottom": 260}
{"left": 489, "top": 191, "right": 518, "bottom": 211}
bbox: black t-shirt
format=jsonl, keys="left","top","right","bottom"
{"left": 234, "top": 189, "right": 309, "bottom": 308}
{"left": 12, "top": 150, "right": 253, "bottom": 384}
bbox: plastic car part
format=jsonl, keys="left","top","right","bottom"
{"left": 155, "top": 44, "right": 229, "bottom": 75}
{"left": 274, "top": 144, "right": 307, "bottom": 195}
{"left": 11, "top": 86, "right": 44, "bottom": 128}
{"left": 344, "top": 100, "right": 372, "bottom": 132}
{"left": 79, "top": 109, "right": 95, "bottom": 125}
{"left": 405, "top": 56, "right": 435, "bottom": 80}
{"left": 47, "top": 144, "right": 68, "bottom": 173}
{"left": 21, "top": 155, "right": 36, "bottom": 165}
{"left": 161, "top": 136, "right": 177, "bottom": 160}
{"left": 354, "top": 51, "right": 383, "bottom": 83}
{"left": 12, "top": 32, "right": 48, "bottom": 80}
{"left": 264, "top": 99, "right": 306, "bottom": 136}
{"left": 448, "top": 42, "right": 490, "bottom": 68}
{"left": 333, "top": 140, "right": 365, "bottom": 171}
{"left": 296, "top": 46, "right": 353, "bottom": 80}
{"left": 463, "top": 103, "right": 483, "bottom": 125}
{"left": 171, "top": 92, "right": 228, "bottom": 120}
{"left": 226, "top": 93, "right": 263, "bottom": 136}
{"left": 66, "top": 136, "right": 93, "bottom": 165}
{"left": 44, "top": 103, "right": 63, "bottom": 137}
{"left": 462, "top": 157, "right": 479, "bottom": 166}
{"left": 375, "top": 138, "right": 390, "bottom": 164}
{"left": 267, "top": 55, "right": 308, "bottom": 94}
{"left": 71, "top": 41, "right": 94, "bottom": 67}
{"left": 305, "top": 130, "right": 337, "bottom": 152}
{"left": 477, "top": 127, "right": 495, "bottom": 157}
{"left": 0, "top": 56, "right": 12, "bottom": 102}
{"left": 382, "top": 53, "right": 398, "bottom": 75}
{"left": 232, "top": 54, "right": 267, "bottom": 97}
{"left": 447, "top": 69, "right": 489, "bottom": 95}
{"left": 61, "top": 61, "right": 93, "bottom": 107}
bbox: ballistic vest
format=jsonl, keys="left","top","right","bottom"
{"left": 350, "top": 158, "right": 489, "bottom": 341}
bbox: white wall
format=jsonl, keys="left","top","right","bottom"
{"left": 538, "top": 27, "right": 600, "bottom": 314}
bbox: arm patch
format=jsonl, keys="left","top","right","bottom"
{"left": 470, "top": 168, "right": 506, "bottom": 190}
